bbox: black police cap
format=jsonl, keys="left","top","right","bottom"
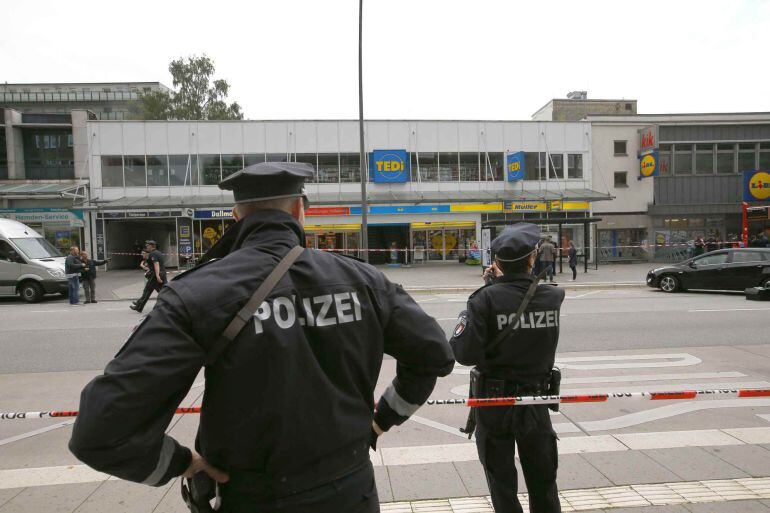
{"left": 218, "top": 162, "right": 314, "bottom": 203}
{"left": 491, "top": 223, "right": 541, "bottom": 262}
{"left": 145, "top": 240, "right": 157, "bottom": 247}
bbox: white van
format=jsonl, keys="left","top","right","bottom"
{"left": 0, "top": 218, "right": 69, "bottom": 303}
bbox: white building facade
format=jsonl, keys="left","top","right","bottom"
{"left": 85, "top": 119, "right": 608, "bottom": 267}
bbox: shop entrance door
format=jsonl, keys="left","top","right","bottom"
{"left": 105, "top": 219, "right": 178, "bottom": 269}
{"left": 367, "top": 224, "right": 410, "bottom": 265}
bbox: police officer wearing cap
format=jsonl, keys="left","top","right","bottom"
{"left": 130, "top": 239, "right": 167, "bottom": 313}
{"left": 450, "top": 223, "right": 564, "bottom": 513}
{"left": 70, "top": 162, "right": 455, "bottom": 512}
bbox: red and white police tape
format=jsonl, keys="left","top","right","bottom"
{"left": 2, "top": 388, "right": 769, "bottom": 420}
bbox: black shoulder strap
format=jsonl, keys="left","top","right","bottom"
{"left": 487, "top": 269, "right": 548, "bottom": 354}
{"left": 205, "top": 246, "right": 304, "bottom": 365}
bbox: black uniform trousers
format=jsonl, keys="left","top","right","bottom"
{"left": 134, "top": 275, "right": 166, "bottom": 312}
{"left": 475, "top": 404, "right": 560, "bottom": 513}
{"left": 220, "top": 461, "right": 379, "bottom": 513}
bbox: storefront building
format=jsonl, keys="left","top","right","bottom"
{"left": 589, "top": 113, "right": 770, "bottom": 261}
{"left": 85, "top": 120, "right": 609, "bottom": 266}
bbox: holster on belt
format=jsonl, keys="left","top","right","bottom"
{"left": 460, "top": 368, "right": 482, "bottom": 439}
{"left": 548, "top": 366, "right": 562, "bottom": 412}
{"left": 181, "top": 472, "right": 218, "bottom": 513}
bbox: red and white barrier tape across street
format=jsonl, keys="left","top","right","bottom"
{"left": 2, "top": 388, "right": 769, "bottom": 420}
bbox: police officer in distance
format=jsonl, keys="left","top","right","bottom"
{"left": 450, "top": 223, "right": 564, "bottom": 513}
{"left": 130, "top": 240, "right": 167, "bottom": 313}
{"left": 70, "top": 162, "right": 454, "bottom": 512}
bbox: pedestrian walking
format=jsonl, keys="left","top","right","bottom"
{"left": 538, "top": 236, "right": 557, "bottom": 283}
{"left": 130, "top": 240, "right": 167, "bottom": 313}
{"left": 79, "top": 251, "right": 109, "bottom": 304}
{"left": 568, "top": 241, "right": 578, "bottom": 281}
{"left": 64, "top": 246, "right": 85, "bottom": 306}
{"left": 70, "top": 162, "right": 454, "bottom": 513}
{"left": 450, "top": 223, "right": 565, "bottom": 513}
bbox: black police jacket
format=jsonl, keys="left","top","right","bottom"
{"left": 449, "top": 273, "right": 565, "bottom": 384}
{"left": 69, "top": 210, "right": 454, "bottom": 492}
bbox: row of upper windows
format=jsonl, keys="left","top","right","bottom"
{"left": 0, "top": 91, "right": 140, "bottom": 102}
{"left": 98, "top": 151, "right": 586, "bottom": 187}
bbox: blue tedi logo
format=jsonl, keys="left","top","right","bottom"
{"left": 371, "top": 149, "right": 410, "bottom": 183}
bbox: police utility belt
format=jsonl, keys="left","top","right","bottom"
{"left": 460, "top": 270, "right": 561, "bottom": 439}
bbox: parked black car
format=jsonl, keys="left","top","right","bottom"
{"left": 647, "top": 248, "right": 770, "bottom": 293}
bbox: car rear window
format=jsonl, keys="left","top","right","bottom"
{"left": 732, "top": 251, "right": 768, "bottom": 263}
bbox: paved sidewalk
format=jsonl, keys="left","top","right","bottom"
{"left": 92, "top": 261, "right": 651, "bottom": 301}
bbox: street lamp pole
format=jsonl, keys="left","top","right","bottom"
{"left": 358, "top": 0, "right": 369, "bottom": 262}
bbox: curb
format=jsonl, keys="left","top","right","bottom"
{"left": 404, "top": 282, "right": 648, "bottom": 294}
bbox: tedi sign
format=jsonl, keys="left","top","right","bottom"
{"left": 370, "top": 150, "right": 410, "bottom": 183}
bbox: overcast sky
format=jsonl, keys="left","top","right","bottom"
{"left": 2, "top": 0, "right": 768, "bottom": 120}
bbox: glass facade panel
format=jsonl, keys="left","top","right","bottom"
{"left": 124, "top": 156, "right": 146, "bottom": 187}
{"left": 146, "top": 155, "right": 169, "bottom": 186}
{"left": 567, "top": 153, "right": 583, "bottom": 179}
{"left": 659, "top": 150, "right": 672, "bottom": 176}
{"left": 200, "top": 154, "right": 221, "bottom": 185}
{"left": 169, "top": 155, "right": 197, "bottom": 186}
{"left": 760, "top": 149, "right": 770, "bottom": 170}
{"left": 549, "top": 153, "right": 563, "bottom": 179}
{"left": 459, "top": 152, "right": 479, "bottom": 181}
{"left": 317, "top": 153, "right": 339, "bottom": 183}
{"left": 674, "top": 144, "right": 693, "bottom": 175}
{"left": 695, "top": 144, "right": 714, "bottom": 174}
{"left": 244, "top": 153, "right": 265, "bottom": 167}
{"left": 221, "top": 154, "right": 244, "bottom": 180}
{"left": 0, "top": 129, "right": 8, "bottom": 179}
{"left": 417, "top": 152, "right": 438, "bottom": 181}
{"left": 738, "top": 143, "right": 757, "bottom": 172}
{"left": 266, "top": 153, "right": 287, "bottom": 162}
{"left": 483, "top": 153, "right": 504, "bottom": 181}
{"left": 716, "top": 143, "right": 735, "bottom": 174}
{"left": 101, "top": 156, "right": 123, "bottom": 187}
{"left": 294, "top": 153, "right": 316, "bottom": 183}
{"left": 438, "top": 152, "right": 459, "bottom": 181}
{"left": 340, "top": 153, "right": 361, "bottom": 182}
{"left": 22, "top": 128, "right": 74, "bottom": 179}
{"left": 523, "top": 152, "right": 546, "bottom": 180}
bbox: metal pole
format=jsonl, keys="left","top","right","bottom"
{"left": 358, "top": 0, "right": 369, "bottom": 262}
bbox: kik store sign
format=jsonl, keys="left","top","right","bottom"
{"left": 638, "top": 125, "right": 659, "bottom": 179}
{"left": 370, "top": 150, "right": 410, "bottom": 183}
{"left": 744, "top": 170, "right": 770, "bottom": 202}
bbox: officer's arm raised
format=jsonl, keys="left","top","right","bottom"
{"left": 373, "top": 281, "right": 455, "bottom": 433}
{"left": 69, "top": 288, "right": 205, "bottom": 486}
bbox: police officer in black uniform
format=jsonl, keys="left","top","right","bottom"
{"left": 130, "top": 240, "right": 167, "bottom": 313}
{"left": 70, "top": 162, "right": 454, "bottom": 513}
{"left": 450, "top": 223, "right": 564, "bottom": 513}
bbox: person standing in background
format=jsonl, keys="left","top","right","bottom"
{"left": 538, "top": 236, "right": 557, "bottom": 283}
{"left": 568, "top": 241, "right": 578, "bottom": 282}
{"left": 79, "top": 251, "right": 109, "bottom": 304}
{"left": 65, "top": 246, "right": 85, "bottom": 306}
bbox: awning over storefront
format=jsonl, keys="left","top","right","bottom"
{"left": 97, "top": 188, "right": 612, "bottom": 209}
{"left": 0, "top": 181, "right": 87, "bottom": 199}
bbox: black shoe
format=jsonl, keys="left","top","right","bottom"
{"left": 91, "top": 300, "right": 98, "bottom": 303}
{"left": 130, "top": 304, "right": 142, "bottom": 312}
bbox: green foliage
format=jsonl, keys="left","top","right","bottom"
{"left": 132, "top": 55, "right": 243, "bottom": 120}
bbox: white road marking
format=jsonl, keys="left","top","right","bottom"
{"left": 689, "top": 307, "right": 770, "bottom": 312}
{"left": 568, "top": 290, "right": 604, "bottom": 299}
{"left": 558, "top": 353, "right": 702, "bottom": 370}
{"left": 409, "top": 414, "right": 580, "bottom": 438}
{"left": 0, "top": 420, "right": 75, "bottom": 447}
{"left": 614, "top": 429, "right": 742, "bottom": 450}
{"left": 0, "top": 464, "right": 111, "bottom": 490}
{"left": 579, "top": 398, "right": 770, "bottom": 431}
{"left": 562, "top": 371, "right": 746, "bottom": 385}
{"left": 30, "top": 309, "right": 69, "bottom": 313}
{"left": 757, "top": 414, "right": 770, "bottom": 423}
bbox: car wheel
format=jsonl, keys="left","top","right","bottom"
{"left": 19, "top": 281, "right": 43, "bottom": 303}
{"left": 762, "top": 277, "right": 770, "bottom": 289}
{"left": 659, "top": 275, "right": 680, "bottom": 293}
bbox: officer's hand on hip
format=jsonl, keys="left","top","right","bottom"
{"left": 183, "top": 450, "right": 229, "bottom": 483}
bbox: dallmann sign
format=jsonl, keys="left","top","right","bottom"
{"left": 370, "top": 150, "right": 410, "bottom": 183}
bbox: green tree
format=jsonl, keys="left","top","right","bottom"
{"left": 131, "top": 55, "right": 243, "bottom": 120}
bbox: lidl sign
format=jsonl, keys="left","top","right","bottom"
{"left": 744, "top": 170, "right": 770, "bottom": 202}
{"left": 506, "top": 151, "right": 525, "bottom": 182}
{"left": 371, "top": 149, "right": 410, "bottom": 183}
{"left": 640, "top": 151, "right": 658, "bottom": 179}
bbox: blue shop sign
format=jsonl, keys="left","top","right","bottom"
{"left": 370, "top": 150, "right": 410, "bottom": 183}
{"left": 506, "top": 152, "right": 525, "bottom": 182}
{"left": 194, "top": 209, "right": 234, "bottom": 219}
{"left": 350, "top": 204, "right": 450, "bottom": 215}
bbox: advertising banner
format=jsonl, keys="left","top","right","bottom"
{"left": 370, "top": 150, "right": 410, "bottom": 183}
{"left": 0, "top": 208, "right": 84, "bottom": 227}
{"left": 743, "top": 170, "right": 770, "bottom": 202}
{"left": 506, "top": 152, "right": 525, "bottom": 182}
{"left": 639, "top": 151, "right": 659, "bottom": 179}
